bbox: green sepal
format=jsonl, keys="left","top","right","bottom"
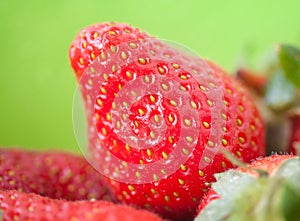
{"left": 195, "top": 170, "right": 256, "bottom": 221}
{"left": 281, "top": 181, "right": 300, "bottom": 221}
{"left": 277, "top": 44, "right": 300, "bottom": 90}
{"left": 265, "top": 70, "right": 295, "bottom": 111}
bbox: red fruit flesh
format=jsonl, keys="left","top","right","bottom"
{"left": 69, "top": 23, "right": 265, "bottom": 221}
{"left": 197, "top": 154, "right": 296, "bottom": 214}
{"left": 0, "top": 190, "right": 163, "bottom": 221}
{"left": 0, "top": 148, "right": 113, "bottom": 201}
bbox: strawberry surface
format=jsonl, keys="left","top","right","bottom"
{"left": 0, "top": 148, "right": 113, "bottom": 201}
{"left": 69, "top": 22, "right": 265, "bottom": 220}
{"left": 0, "top": 190, "right": 163, "bottom": 221}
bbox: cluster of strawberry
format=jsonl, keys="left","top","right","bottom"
{"left": 1, "top": 23, "right": 299, "bottom": 221}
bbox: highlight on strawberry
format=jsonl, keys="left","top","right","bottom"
{"left": 69, "top": 22, "right": 265, "bottom": 220}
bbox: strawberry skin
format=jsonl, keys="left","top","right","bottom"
{"left": 0, "top": 190, "right": 163, "bottom": 221}
{"left": 197, "top": 154, "right": 297, "bottom": 214}
{"left": 0, "top": 148, "right": 113, "bottom": 201}
{"left": 69, "top": 23, "right": 265, "bottom": 220}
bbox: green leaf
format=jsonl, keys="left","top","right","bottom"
{"left": 273, "top": 157, "right": 300, "bottom": 186}
{"left": 277, "top": 44, "right": 300, "bottom": 90}
{"left": 265, "top": 70, "right": 295, "bottom": 111}
{"left": 281, "top": 182, "right": 300, "bottom": 221}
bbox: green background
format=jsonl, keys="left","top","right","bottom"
{"left": 0, "top": 0, "right": 300, "bottom": 153}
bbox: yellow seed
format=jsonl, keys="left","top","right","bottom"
{"left": 186, "top": 136, "right": 193, "bottom": 143}
{"left": 180, "top": 75, "right": 188, "bottom": 80}
{"left": 221, "top": 161, "right": 227, "bottom": 168}
{"left": 168, "top": 136, "right": 174, "bottom": 144}
{"left": 154, "top": 115, "right": 160, "bottom": 123}
{"left": 184, "top": 119, "right": 191, "bottom": 126}
{"left": 126, "top": 71, "right": 132, "bottom": 78}
{"left": 109, "top": 30, "right": 116, "bottom": 36}
{"left": 204, "top": 157, "right": 211, "bottom": 163}
{"left": 172, "top": 63, "right": 180, "bottom": 69}
{"left": 236, "top": 118, "right": 243, "bottom": 126}
{"left": 128, "top": 185, "right": 135, "bottom": 191}
{"left": 82, "top": 41, "right": 87, "bottom": 48}
{"left": 139, "top": 159, "right": 144, "bottom": 165}
{"left": 150, "top": 131, "right": 156, "bottom": 138}
{"left": 207, "top": 100, "right": 213, "bottom": 107}
{"left": 180, "top": 85, "right": 187, "bottom": 91}
{"left": 182, "top": 148, "right": 189, "bottom": 155}
{"left": 173, "top": 192, "right": 179, "bottom": 197}
{"left": 250, "top": 124, "right": 256, "bottom": 131}
{"left": 101, "top": 128, "right": 107, "bottom": 136}
{"left": 239, "top": 105, "right": 244, "bottom": 112}
{"left": 138, "top": 58, "right": 146, "bottom": 65}
{"left": 161, "top": 83, "right": 169, "bottom": 90}
{"left": 144, "top": 75, "right": 150, "bottom": 83}
{"left": 151, "top": 188, "right": 157, "bottom": 194}
{"left": 112, "top": 102, "right": 117, "bottom": 109}
{"left": 146, "top": 149, "right": 152, "bottom": 157}
{"left": 110, "top": 45, "right": 116, "bottom": 53}
{"left": 8, "top": 170, "right": 15, "bottom": 176}
{"left": 190, "top": 101, "right": 197, "bottom": 109}
{"left": 101, "top": 87, "right": 107, "bottom": 94}
{"left": 103, "top": 73, "right": 108, "bottom": 80}
{"left": 150, "top": 95, "right": 156, "bottom": 102}
{"left": 100, "top": 52, "right": 107, "bottom": 60}
{"left": 134, "top": 121, "right": 139, "bottom": 128}
{"left": 161, "top": 169, "right": 166, "bottom": 175}
{"left": 138, "top": 108, "right": 145, "bottom": 115}
{"left": 223, "top": 126, "right": 228, "bottom": 132}
{"left": 129, "top": 42, "right": 137, "bottom": 49}
{"left": 170, "top": 100, "right": 177, "bottom": 106}
{"left": 116, "top": 121, "right": 121, "bottom": 129}
{"left": 164, "top": 196, "right": 170, "bottom": 202}
{"left": 222, "top": 139, "right": 228, "bottom": 146}
{"left": 90, "top": 52, "right": 96, "bottom": 60}
{"left": 236, "top": 151, "right": 242, "bottom": 157}
{"left": 178, "top": 178, "right": 185, "bottom": 185}
{"left": 168, "top": 114, "right": 174, "bottom": 123}
{"left": 93, "top": 32, "right": 99, "bottom": 38}
{"left": 112, "top": 65, "right": 116, "bottom": 72}
{"left": 153, "top": 174, "right": 158, "bottom": 181}
{"left": 180, "top": 164, "right": 187, "bottom": 171}
{"left": 203, "top": 121, "right": 210, "bottom": 128}
{"left": 79, "top": 57, "right": 84, "bottom": 65}
{"left": 136, "top": 171, "right": 141, "bottom": 178}
{"left": 162, "top": 151, "right": 168, "bottom": 159}
{"left": 199, "top": 85, "right": 206, "bottom": 91}
{"left": 207, "top": 140, "right": 214, "bottom": 147}
{"left": 125, "top": 144, "right": 130, "bottom": 152}
{"left": 158, "top": 66, "right": 165, "bottom": 74}
{"left": 198, "top": 170, "right": 204, "bottom": 177}
{"left": 238, "top": 137, "right": 245, "bottom": 144}
{"left": 221, "top": 113, "right": 227, "bottom": 120}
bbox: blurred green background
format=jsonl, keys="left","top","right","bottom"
{"left": 0, "top": 0, "right": 300, "bottom": 153}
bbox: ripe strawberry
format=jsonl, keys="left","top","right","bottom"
{"left": 288, "top": 110, "right": 300, "bottom": 155}
{"left": 196, "top": 155, "right": 300, "bottom": 221}
{"left": 0, "top": 148, "right": 113, "bottom": 201}
{"left": 0, "top": 190, "right": 163, "bottom": 221}
{"left": 69, "top": 23, "right": 265, "bottom": 220}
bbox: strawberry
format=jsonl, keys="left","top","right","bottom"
{"left": 288, "top": 110, "right": 300, "bottom": 155}
{"left": 0, "top": 148, "right": 113, "bottom": 201}
{"left": 0, "top": 190, "right": 163, "bottom": 221}
{"left": 196, "top": 155, "right": 300, "bottom": 221}
{"left": 69, "top": 22, "right": 265, "bottom": 220}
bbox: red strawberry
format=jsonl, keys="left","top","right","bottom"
{"left": 0, "top": 148, "right": 113, "bottom": 201}
{"left": 0, "top": 190, "right": 163, "bottom": 221}
{"left": 69, "top": 23, "right": 265, "bottom": 220}
{"left": 288, "top": 110, "right": 300, "bottom": 155}
{"left": 196, "top": 155, "right": 300, "bottom": 221}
